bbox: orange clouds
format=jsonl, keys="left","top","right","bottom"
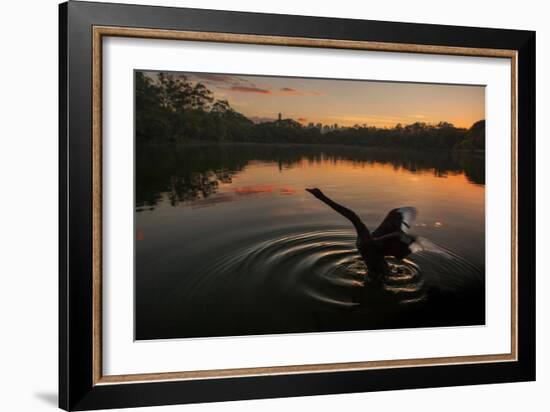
{"left": 279, "top": 87, "right": 322, "bottom": 96}
{"left": 229, "top": 86, "right": 271, "bottom": 94}
{"left": 227, "top": 85, "right": 322, "bottom": 96}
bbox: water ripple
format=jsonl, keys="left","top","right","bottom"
{"left": 172, "top": 229, "right": 483, "bottom": 316}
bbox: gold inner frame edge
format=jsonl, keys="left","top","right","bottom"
{"left": 91, "top": 25, "right": 518, "bottom": 385}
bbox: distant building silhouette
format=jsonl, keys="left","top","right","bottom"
{"left": 278, "top": 113, "right": 282, "bottom": 122}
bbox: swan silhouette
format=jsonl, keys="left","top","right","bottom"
{"left": 306, "top": 188, "right": 417, "bottom": 278}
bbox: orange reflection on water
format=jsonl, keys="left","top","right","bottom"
{"left": 224, "top": 156, "right": 484, "bottom": 228}
{"left": 234, "top": 184, "right": 296, "bottom": 195}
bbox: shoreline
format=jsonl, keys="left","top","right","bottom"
{"left": 139, "top": 140, "right": 485, "bottom": 154}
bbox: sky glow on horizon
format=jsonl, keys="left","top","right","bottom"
{"left": 144, "top": 71, "right": 485, "bottom": 129}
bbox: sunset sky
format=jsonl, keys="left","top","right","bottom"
{"left": 149, "top": 71, "right": 485, "bottom": 129}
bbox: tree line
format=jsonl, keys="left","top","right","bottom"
{"left": 136, "top": 72, "right": 485, "bottom": 151}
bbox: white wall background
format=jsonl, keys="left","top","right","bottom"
{"left": 0, "top": 0, "right": 545, "bottom": 411}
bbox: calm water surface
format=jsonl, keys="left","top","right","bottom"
{"left": 135, "top": 144, "right": 485, "bottom": 340}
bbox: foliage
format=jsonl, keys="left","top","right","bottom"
{"left": 453, "top": 120, "right": 485, "bottom": 151}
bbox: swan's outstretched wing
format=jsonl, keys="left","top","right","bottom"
{"left": 372, "top": 207, "right": 418, "bottom": 259}
{"left": 374, "top": 232, "right": 417, "bottom": 259}
{"left": 372, "top": 207, "right": 417, "bottom": 238}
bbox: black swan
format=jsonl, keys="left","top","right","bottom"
{"left": 306, "top": 188, "right": 417, "bottom": 278}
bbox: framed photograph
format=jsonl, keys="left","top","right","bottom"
{"left": 59, "top": 1, "right": 535, "bottom": 410}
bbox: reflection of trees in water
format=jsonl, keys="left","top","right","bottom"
{"left": 136, "top": 144, "right": 485, "bottom": 209}
{"left": 136, "top": 146, "right": 245, "bottom": 208}
{"left": 452, "top": 151, "right": 485, "bottom": 186}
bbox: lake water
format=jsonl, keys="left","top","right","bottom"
{"left": 135, "top": 144, "right": 485, "bottom": 340}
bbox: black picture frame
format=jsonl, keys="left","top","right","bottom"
{"left": 59, "top": 1, "right": 536, "bottom": 410}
